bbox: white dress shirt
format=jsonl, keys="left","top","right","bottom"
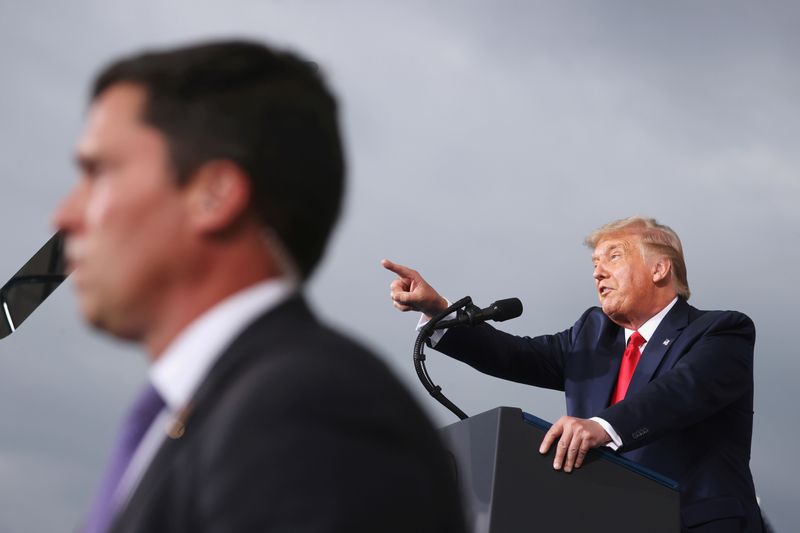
{"left": 417, "top": 296, "right": 679, "bottom": 450}
{"left": 113, "top": 277, "right": 298, "bottom": 508}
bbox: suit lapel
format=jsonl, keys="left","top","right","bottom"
{"left": 109, "top": 426, "right": 180, "bottom": 532}
{"left": 586, "top": 325, "right": 626, "bottom": 416}
{"left": 627, "top": 298, "right": 690, "bottom": 394}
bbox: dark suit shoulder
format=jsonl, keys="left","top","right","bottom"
{"left": 174, "top": 297, "right": 465, "bottom": 533}
{"left": 681, "top": 302, "right": 756, "bottom": 342}
{"left": 194, "top": 298, "right": 443, "bottom": 453}
{"left": 219, "top": 311, "right": 419, "bottom": 412}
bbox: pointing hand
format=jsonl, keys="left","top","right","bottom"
{"left": 382, "top": 259, "right": 448, "bottom": 320}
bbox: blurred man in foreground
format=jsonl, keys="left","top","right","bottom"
{"left": 384, "top": 216, "right": 762, "bottom": 532}
{"left": 54, "top": 40, "right": 464, "bottom": 533}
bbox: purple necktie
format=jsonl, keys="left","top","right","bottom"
{"left": 84, "top": 383, "right": 165, "bottom": 533}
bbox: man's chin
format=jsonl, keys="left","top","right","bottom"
{"left": 602, "top": 305, "right": 634, "bottom": 329}
{"left": 601, "top": 302, "right": 621, "bottom": 320}
{"left": 90, "top": 317, "right": 141, "bottom": 343}
{"left": 79, "top": 303, "right": 137, "bottom": 341}
{"left": 83, "top": 308, "right": 113, "bottom": 334}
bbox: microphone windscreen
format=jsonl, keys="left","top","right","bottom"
{"left": 491, "top": 298, "right": 523, "bottom": 322}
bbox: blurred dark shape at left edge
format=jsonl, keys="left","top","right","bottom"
{"left": 0, "top": 233, "right": 68, "bottom": 340}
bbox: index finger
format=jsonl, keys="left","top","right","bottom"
{"left": 539, "top": 424, "right": 563, "bottom": 454}
{"left": 381, "top": 259, "right": 415, "bottom": 278}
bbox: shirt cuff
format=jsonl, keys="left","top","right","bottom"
{"left": 590, "top": 417, "right": 622, "bottom": 451}
{"left": 415, "top": 299, "right": 453, "bottom": 348}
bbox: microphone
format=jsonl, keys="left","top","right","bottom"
{"left": 433, "top": 298, "right": 522, "bottom": 329}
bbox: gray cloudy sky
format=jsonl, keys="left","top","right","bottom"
{"left": 0, "top": 1, "right": 797, "bottom": 530}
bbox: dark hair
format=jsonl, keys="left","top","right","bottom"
{"left": 92, "top": 40, "right": 344, "bottom": 280}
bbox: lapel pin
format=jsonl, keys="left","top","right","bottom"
{"left": 165, "top": 403, "right": 194, "bottom": 440}
{"left": 663, "top": 339, "right": 671, "bottom": 346}
{"left": 166, "top": 418, "right": 186, "bottom": 439}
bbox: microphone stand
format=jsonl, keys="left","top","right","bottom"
{"left": 414, "top": 296, "right": 473, "bottom": 420}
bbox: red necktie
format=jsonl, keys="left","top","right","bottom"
{"left": 610, "top": 331, "right": 645, "bottom": 405}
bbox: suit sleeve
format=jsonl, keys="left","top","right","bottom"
{"left": 597, "top": 311, "right": 755, "bottom": 452}
{"left": 433, "top": 309, "right": 596, "bottom": 392}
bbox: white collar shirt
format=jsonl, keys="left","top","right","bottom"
{"left": 623, "top": 296, "right": 679, "bottom": 349}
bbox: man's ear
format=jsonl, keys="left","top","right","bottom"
{"left": 652, "top": 257, "right": 672, "bottom": 284}
{"left": 185, "top": 160, "right": 252, "bottom": 234}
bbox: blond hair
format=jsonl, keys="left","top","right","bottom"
{"left": 585, "top": 216, "right": 690, "bottom": 300}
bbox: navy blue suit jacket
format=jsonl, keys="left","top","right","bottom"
{"left": 435, "top": 297, "right": 762, "bottom": 532}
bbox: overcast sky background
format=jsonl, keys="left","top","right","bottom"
{"left": 0, "top": 1, "right": 797, "bottom": 531}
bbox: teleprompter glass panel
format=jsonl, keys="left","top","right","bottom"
{"left": 0, "top": 233, "right": 67, "bottom": 339}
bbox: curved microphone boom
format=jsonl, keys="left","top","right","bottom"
{"left": 413, "top": 296, "right": 523, "bottom": 420}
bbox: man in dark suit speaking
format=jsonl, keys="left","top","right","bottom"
{"left": 53, "top": 41, "right": 464, "bottom": 533}
{"left": 384, "top": 217, "right": 762, "bottom": 532}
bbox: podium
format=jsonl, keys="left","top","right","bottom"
{"left": 439, "top": 407, "right": 680, "bottom": 532}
